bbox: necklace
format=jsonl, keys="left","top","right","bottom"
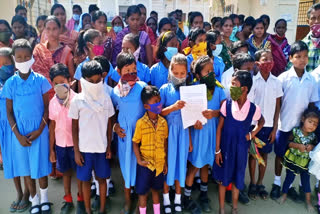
{"left": 148, "top": 115, "right": 158, "bottom": 128}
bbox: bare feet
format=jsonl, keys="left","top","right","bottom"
{"left": 306, "top": 202, "right": 315, "bottom": 213}
{"left": 219, "top": 208, "right": 225, "bottom": 214}
{"left": 232, "top": 208, "right": 239, "bottom": 214}
{"left": 277, "top": 194, "right": 287, "bottom": 204}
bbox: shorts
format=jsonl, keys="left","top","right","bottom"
{"left": 135, "top": 164, "right": 164, "bottom": 195}
{"left": 56, "top": 145, "right": 77, "bottom": 173}
{"left": 76, "top": 152, "right": 111, "bottom": 181}
{"left": 252, "top": 126, "right": 274, "bottom": 154}
{"left": 274, "top": 130, "right": 291, "bottom": 157}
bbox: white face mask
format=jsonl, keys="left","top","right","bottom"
{"left": 212, "top": 44, "right": 223, "bottom": 57}
{"left": 133, "top": 47, "right": 140, "bottom": 62}
{"left": 15, "top": 57, "right": 35, "bottom": 74}
{"left": 80, "top": 78, "right": 104, "bottom": 101}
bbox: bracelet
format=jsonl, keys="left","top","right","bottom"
{"left": 249, "top": 132, "right": 252, "bottom": 141}
{"left": 42, "top": 117, "right": 47, "bottom": 125}
{"left": 215, "top": 149, "right": 221, "bottom": 155}
{"left": 112, "top": 123, "right": 118, "bottom": 132}
{"left": 11, "top": 123, "right": 16, "bottom": 131}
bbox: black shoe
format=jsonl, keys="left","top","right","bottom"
{"left": 288, "top": 187, "right": 303, "bottom": 203}
{"left": 270, "top": 184, "right": 281, "bottom": 200}
{"left": 90, "top": 182, "right": 96, "bottom": 198}
{"left": 225, "top": 190, "right": 232, "bottom": 204}
{"left": 108, "top": 180, "right": 115, "bottom": 196}
{"left": 183, "top": 196, "right": 201, "bottom": 214}
{"left": 91, "top": 196, "right": 100, "bottom": 211}
{"left": 317, "top": 205, "right": 320, "bottom": 214}
{"left": 76, "top": 201, "right": 85, "bottom": 214}
{"left": 299, "top": 185, "right": 305, "bottom": 202}
{"left": 239, "top": 190, "right": 250, "bottom": 205}
{"left": 61, "top": 202, "right": 74, "bottom": 214}
{"left": 198, "top": 194, "right": 212, "bottom": 213}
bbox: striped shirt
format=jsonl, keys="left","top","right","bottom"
{"left": 303, "top": 32, "right": 320, "bottom": 72}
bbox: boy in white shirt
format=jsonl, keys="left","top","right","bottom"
{"left": 69, "top": 60, "right": 115, "bottom": 214}
{"left": 270, "top": 41, "right": 319, "bottom": 201}
{"left": 248, "top": 49, "right": 283, "bottom": 200}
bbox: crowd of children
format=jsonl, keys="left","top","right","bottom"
{"left": 1, "top": 2, "right": 320, "bottom": 214}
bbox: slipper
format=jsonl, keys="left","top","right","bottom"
{"left": 257, "top": 185, "right": 268, "bottom": 200}
{"left": 29, "top": 205, "right": 41, "bottom": 214}
{"left": 9, "top": 200, "right": 20, "bottom": 213}
{"left": 16, "top": 200, "right": 31, "bottom": 213}
{"left": 248, "top": 183, "right": 257, "bottom": 200}
{"left": 40, "top": 202, "right": 53, "bottom": 214}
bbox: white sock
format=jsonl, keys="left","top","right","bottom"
{"left": 316, "top": 180, "right": 319, "bottom": 189}
{"left": 289, "top": 184, "right": 292, "bottom": 189}
{"left": 40, "top": 188, "right": 49, "bottom": 211}
{"left": 30, "top": 194, "right": 40, "bottom": 213}
{"left": 106, "top": 178, "right": 110, "bottom": 197}
{"left": 299, "top": 179, "right": 302, "bottom": 187}
{"left": 274, "top": 176, "right": 281, "bottom": 186}
{"left": 95, "top": 179, "right": 100, "bottom": 196}
{"left": 163, "top": 193, "right": 171, "bottom": 213}
{"left": 174, "top": 194, "right": 182, "bottom": 212}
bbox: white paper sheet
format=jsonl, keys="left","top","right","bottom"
{"left": 180, "top": 84, "right": 208, "bottom": 129}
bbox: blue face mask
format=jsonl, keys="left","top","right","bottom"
{"left": 113, "top": 26, "right": 123, "bottom": 33}
{"left": 148, "top": 101, "right": 163, "bottom": 114}
{"left": 0, "top": 64, "right": 15, "bottom": 83}
{"left": 24, "top": 17, "right": 28, "bottom": 23}
{"left": 164, "top": 47, "right": 178, "bottom": 61}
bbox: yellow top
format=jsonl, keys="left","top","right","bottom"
{"left": 132, "top": 113, "right": 168, "bottom": 176}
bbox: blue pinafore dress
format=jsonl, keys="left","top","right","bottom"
{"left": 213, "top": 99, "right": 256, "bottom": 190}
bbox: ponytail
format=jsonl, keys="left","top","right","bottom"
{"left": 77, "top": 29, "right": 100, "bottom": 55}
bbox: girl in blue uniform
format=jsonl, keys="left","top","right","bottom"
{"left": 109, "top": 33, "right": 151, "bottom": 84}
{"left": 111, "top": 52, "right": 146, "bottom": 214}
{"left": 150, "top": 31, "right": 178, "bottom": 89}
{"left": 184, "top": 56, "right": 226, "bottom": 213}
{"left": 213, "top": 70, "right": 264, "bottom": 214}
{"left": 160, "top": 53, "right": 191, "bottom": 214}
{"left": 4, "top": 39, "right": 52, "bottom": 214}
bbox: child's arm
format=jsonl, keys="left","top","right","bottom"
{"left": 133, "top": 142, "right": 148, "bottom": 167}
{"left": 247, "top": 115, "right": 265, "bottom": 140}
{"left": 72, "top": 119, "right": 84, "bottom": 166}
{"left": 106, "top": 117, "right": 113, "bottom": 159}
{"left": 288, "top": 142, "right": 306, "bottom": 153}
{"left": 269, "top": 97, "right": 281, "bottom": 143}
{"left": 163, "top": 138, "right": 168, "bottom": 175}
{"left": 113, "top": 112, "right": 126, "bottom": 138}
{"left": 189, "top": 128, "right": 193, "bottom": 152}
{"left": 67, "top": 56, "right": 75, "bottom": 81}
{"left": 49, "top": 120, "right": 56, "bottom": 163}
{"left": 202, "top": 109, "right": 220, "bottom": 120}
{"left": 215, "top": 115, "right": 225, "bottom": 167}
{"left": 6, "top": 99, "right": 30, "bottom": 146}
{"left": 26, "top": 92, "right": 49, "bottom": 141}
{"left": 145, "top": 43, "right": 153, "bottom": 67}
{"left": 161, "top": 100, "right": 186, "bottom": 116}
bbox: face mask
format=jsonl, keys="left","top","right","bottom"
{"left": 164, "top": 47, "right": 178, "bottom": 61}
{"left": 200, "top": 72, "right": 216, "bottom": 90}
{"left": 73, "top": 14, "right": 80, "bottom": 21}
{"left": 0, "top": 31, "right": 12, "bottom": 43}
{"left": 148, "top": 101, "right": 163, "bottom": 114}
{"left": 0, "top": 64, "right": 15, "bottom": 83}
{"left": 258, "top": 61, "right": 274, "bottom": 73}
{"left": 274, "top": 33, "right": 285, "bottom": 40}
{"left": 311, "top": 24, "right": 320, "bottom": 38}
{"left": 230, "top": 86, "right": 242, "bottom": 101}
{"left": 212, "top": 44, "right": 223, "bottom": 57}
{"left": 24, "top": 17, "right": 27, "bottom": 23}
{"left": 113, "top": 26, "right": 123, "bottom": 33}
{"left": 118, "top": 72, "right": 139, "bottom": 97}
{"left": 80, "top": 78, "right": 104, "bottom": 101}
{"left": 230, "top": 26, "right": 239, "bottom": 41}
{"left": 133, "top": 47, "right": 140, "bottom": 62}
{"left": 238, "top": 25, "right": 243, "bottom": 32}
{"left": 15, "top": 57, "right": 34, "bottom": 74}
{"left": 92, "top": 45, "right": 104, "bottom": 56}
{"left": 190, "top": 41, "right": 207, "bottom": 61}
{"left": 168, "top": 72, "right": 186, "bottom": 89}
{"left": 54, "top": 83, "right": 70, "bottom": 106}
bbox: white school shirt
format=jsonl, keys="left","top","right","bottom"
{"left": 278, "top": 67, "right": 319, "bottom": 132}
{"left": 221, "top": 66, "right": 234, "bottom": 99}
{"left": 311, "top": 65, "right": 320, "bottom": 110}
{"left": 68, "top": 91, "right": 115, "bottom": 153}
{"left": 248, "top": 72, "right": 283, "bottom": 127}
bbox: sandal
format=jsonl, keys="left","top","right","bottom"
{"left": 29, "top": 205, "right": 41, "bottom": 214}
{"left": 174, "top": 203, "right": 183, "bottom": 214}
{"left": 40, "top": 202, "right": 53, "bottom": 214}
{"left": 163, "top": 204, "right": 172, "bottom": 214}
{"left": 248, "top": 183, "right": 257, "bottom": 200}
{"left": 10, "top": 200, "right": 20, "bottom": 213}
{"left": 257, "top": 185, "right": 268, "bottom": 200}
{"left": 17, "top": 200, "right": 31, "bottom": 213}
{"left": 232, "top": 208, "right": 239, "bottom": 214}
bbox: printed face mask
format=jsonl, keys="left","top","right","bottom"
{"left": 118, "top": 72, "right": 139, "bottom": 97}
{"left": 148, "top": 101, "right": 163, "bottom": 114}
{"left": 168, "top": 72, "right": 186, "bottom": 89}
{"left": 212, "top": 44, "right": 223, "bottom": 57}
{"left": 15, "top": 57, "right": 34, "bottom": 74}
{"left": 191, "top": 41, "right": 207, "bottom": 61}
{"left": 92, "top": 45, "right": 104, "bottom": 56}
{"left": 54, "top": 83, "right": 70, "bottom": 106}
{"left": 200, "top": 72, "right": 216, "bottom": 90}
{"left": 113, "top": 26, "right": 123, "bottom": 33}
{"left": 230, "top": 86, "right": 242, "bottom": 101}
{"left": 258, "top": 61, "right": 274, "bottom": 73}
{"left": 164, "top": 47, "right": 178, "bottom": 61}
{"left": 311, "top": 24, "right": 320, "bottom": 38}
{"left": 73, "top": 14, "right": 80, "bottom": 21}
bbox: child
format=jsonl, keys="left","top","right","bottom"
{"left": 184, "top": 56, "right": 226, "bottom": 213}
{"left": 206, "top": 30, "right": 225, "bottom": 82}
{"left": 112, "top": 5, "right": 153, "bottom": 67}
{"left": 247, "top": 49, "right": 283, "bottom": 200}
{"left": 230, "top": 41, "right": 249, "bottom": 56}
{"left": 271, "top": 41, "right": 319, "bottom": 201}
{"left": 108, "top": 33, "right": 150, "bottom": 84}
{"left": 278, "top": 107, "right": 319, "bottom": 213}
{"left": 268, "top": 19, "right": 290, "bottom": 77}
{"left": 110, "top": 52, "right": 147, "bottom": 213}
{"left": 35, "top": 15, "right": 47, "bottom": 44}
{"left": 4, "top": 39, "right": 52, "bottom": 214}
{"left": 160, "top": 53, "right": 191, "bottom": 214}
{"left": 150, "top": 31, "right": 178, "bottom": 89}
{"left": 213, "top": 70, "right": 265, "bottom": 214}
{"left": 69, "top": 60, "right": 115, "bottom": 214}
{"left": 247, "top": 18, "right": 271, "bottom": 58}
{"left": 132, "top": 85, "right": 168, "bottom": 214}
{"left": 48, "top": 63, "right": 84, "bottom": 213}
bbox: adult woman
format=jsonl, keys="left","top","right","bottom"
{"left": 219, "top": 17, "right": 234, "bottom": 71}
{"left": 181, "top": 11, "right": 204, "bottom": 50}
{"left": 108, "top": 15, "right": 124, "bottom": 41}
{"left": 147, "top": 17, "right": 158, "bottom": 39}
{"left": 0, "top": 20, "right": 13, "bottom": 48}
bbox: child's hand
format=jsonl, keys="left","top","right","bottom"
{"left": 75, "top": 151, "right": 84, "bottom": 166}
{"left": 268, "top": 129, "right": 277, "bottom": 144}
{"left": 173, "top": 100, "right": 186, "bottom": 111}
{"left": 215, "top": 152, "right": 223, "bottom": 167}
{"left": 114, "top": 123, "right": 126, "bottom": 138}
{"left": 163, "top": 164, "right": 168, "bottom": 175}
{"left": 202, "top": 109, "right": 214, "bottom": 119}
{"left": 26, "top": 129, "right": 41, "bottom": 141}
{"left": 50, "top": 150, "right": 56, "bottom": 163}
{"left": 189, "top": 143, "right": 193, "bottom": 152}
{"left": 138, "top": 159, "right": 149, "bottom": 167}
{"left": 298, "top": 144, "right": 306, "bottom": 153}
{"left": 106, "top": 147, "right": 112, "bottom": 159}
{"left": 17, "top": 134, "right": 31, "bottom": 147}
{"left": 306, "top": 144, "right": 314, "bottom": 152}
{"left": 194, "top": 120, "right": 203, "bottom": 130}
{"left": 245, "top": 133, "right": 251, "bottom": 141}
